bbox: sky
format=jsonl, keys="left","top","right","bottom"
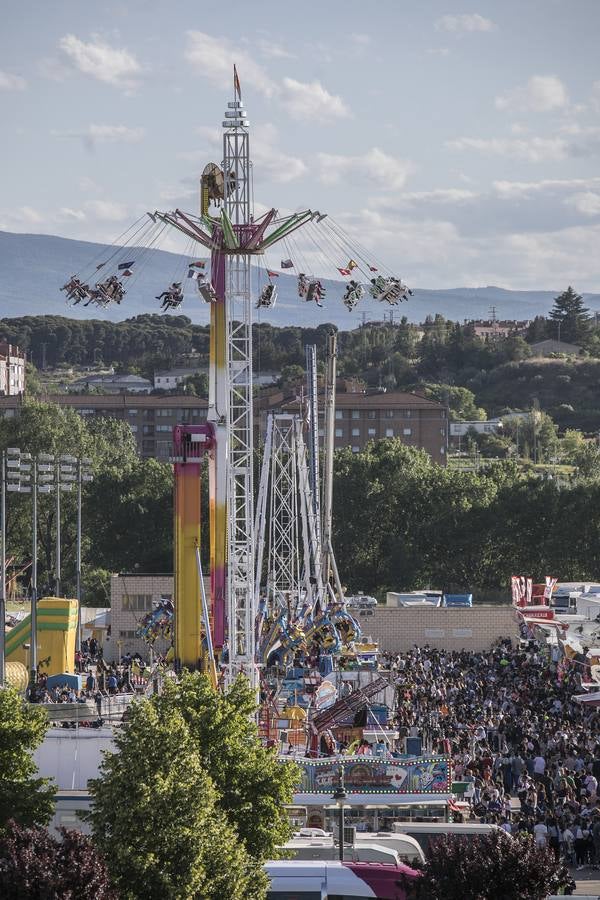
{"left": 1, "top": 0, "right": 600, "bottom": 290}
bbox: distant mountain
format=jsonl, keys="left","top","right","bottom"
{"left": 2, "top": 230, "right": 599, "bottom": 328}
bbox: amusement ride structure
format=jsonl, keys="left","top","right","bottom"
{"left": 61, "top": 69, "right": 411, "bottom": 691}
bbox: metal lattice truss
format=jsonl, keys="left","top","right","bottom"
{"left": 257, "top": 414, "right": 324, "bottom": 623}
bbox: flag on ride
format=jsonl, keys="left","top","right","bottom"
{"left": 187, "top": 269, "right": 198, "bottom": 279}
{"left": 267, "top": 270, "right": 279, "bottom": 278}
{"left": 369, "top": 265, "right": 378, "bottom": 272}
{"left": 347, "top": 259, "right": 358, "bottom": 271}
{"left": 189, "top": 261, "right": 206, "bottom": 269}
{"left": 281, "top": 258, "right": 294, "bottom": 268}
{"left": 234, "top": 64, "right": 241, "bottom": 100}
{"left": 338, "top": 267, "right": 351, "bottom": 276}
{"left": 96, "top": 262, "right": 106, "bottom": 270}
{"left": 121, "top": 270, "right": 133, "bottom": 277}
{"left": 118, "top": 261, "right": 135, "bottom": 270}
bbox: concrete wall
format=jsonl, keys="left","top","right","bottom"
{"left": 355, "top": 605, "right": 518, "bottom": 652}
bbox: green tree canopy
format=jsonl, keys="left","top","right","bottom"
{"left": 0, "top": 688, "right": 55, "bottom": 831}
{"left": 153, "top": 673, "right": 299, "bottom": 861}
{"left": 87, "top": 696, "right": 266, "bottom": 900}
{"left": 549, "top": 285, "right": 590, "bottom": 344}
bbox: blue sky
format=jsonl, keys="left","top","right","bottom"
{"left": 1, "top": 0, "right": 600, "bottom": 290}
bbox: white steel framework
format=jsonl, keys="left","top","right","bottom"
{"left": 268, "top": 415, "right": 300, "bottom": 617}
{"left": 223, "top": 99, "right": 255, "bottom": 678}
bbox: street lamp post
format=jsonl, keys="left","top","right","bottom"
{"left": 75, "top": 457, "right": 93, "bottom": 651}
{"left": 332, "top": 766, "right": 347, "bottom": 862}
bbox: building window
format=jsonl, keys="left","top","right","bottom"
{"left": 129, "top": 424, "right": 138, "bottom": 433}
{"left": 335, "top": 428, "right": 343, "bottom": 438}
{"left": 157, "top": 408, "right": 172, "bottom": 417}
{"left": 335, "top": 410, "right": 343, "bottom": 420}
{"left": 385, "top": 428, "right": 394, "bottom": 437}
{"left": 440, "top": 428, "right": 446, "bottom": 436}
{"left": 352, "top": 428, "right": 360, "bottom": 437}
{"left": 156, "top": 424, "right": 171, "bottom": 432}
{"left": 402, "top": 409, "right": 412, "bottom": 418}
{"left": 368, "top": 428, "right": 376, "bottom": 436}
{"left": 403, "top": 428, "right": 412, "bottom": 436}
{"left": 385, "top": 410, "right": 394, "bottom": 418}
{"left": 128, "top": 409, "right": 138, "bottom": 416}
{"left": 122, "top": 594, "right": 153, "bottom": 611}
{"left": 118, "top": 630, "right": 136, "bottom": 639}
{"left": 143, "top": 425, "right": 154, "bottom": 435}
{"left": 441, "top": 446, "right": 445, "bottom": 454}
{"left": 367, "top": 410, "right": 376, "bottom": 419}
{"left": 318, "top": 428, "right": 324, "bottom": 437}
{"left": 351, "top": 410, "right": 360, "bottom": 419}
{"left": 352, "top": 446, "right": 360, "bottom": 453}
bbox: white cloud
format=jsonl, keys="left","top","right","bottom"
{"left": 59, "top": 207, "right": 87, "bottom": 221}
{"left": 566, "top": 192, "right": 600, "bottom": 216}
{"left": 493, "top": 177, "right": 600, "bottom": 198}
{"left": 400, "top": 188, "right": 478, "bottom": 205}
{"left": 86, "top": 200, "right": 128, "bottom": 221}
{"left": 184, "top": 31, "right": 350, "bottom": 124}
{"left": 18, "top": 206, "right": 44, "bottom": 224}
{"left": 427, "top": 48, "right": 450, "bottom": 57}
{"left": 435, "top": 13, "right": 496, "bottom": 33}
{"left": 52, "top": 124, "right": 145, "bottom": 147}
{"left": 349, "top": 33, "right": 372, "bottom": 45}
{"left": 0, "top": 70, "right": 26, "bottom": 91}
{"left": 317, "top": 148, "right": 415, "bottom": 191}
{"left": 281, "top": 77, "right": 350, "bottom": 121}
{"left": 252, "top": 124, "right": 307, "bottom": 182}
{"left": 447, "top": 135, "right": 567, "bottom": 162}
{"left": 59, "top": 34, "right": 141, "bottom": 89}
{"left": 257, "top": 39, "right": 294, "bottom": 59}
{"left": 495, "top": 75, "right": 568, "bottom": 112}
{"left": 185, "top": 31, "right": 277, "bottom": 98}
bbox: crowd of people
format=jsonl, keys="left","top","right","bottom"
{"left": 382, "top": 638, "right": 600, "bottom": 870}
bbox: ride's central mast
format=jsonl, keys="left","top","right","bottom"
{"left": 223, "top": 78, "right": 255, "bottom": 681}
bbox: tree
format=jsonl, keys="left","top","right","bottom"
{"left": 87, "top": 696, "right": 266, "bottom": 900}
{"left": 153, "top": 673, "right": 299, "bottom": 861}
{"left": 549, "top": 285, "right": 590, "bottom": 344}
{"left": 501, "top": 411, "right": 559, "bottom": 463}
{"left": 421, "top": 831, "right": 573, "bottom": 899}
{"left": 0, "top": 820, "right": 117, "bottom": 899}
{"left": 421, "top": 383, "right": 486, "bottom": 421}
{"left": 0, "top": 688, "right": 55, "bottom": 831}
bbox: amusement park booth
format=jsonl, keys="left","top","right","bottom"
{"left": 289, "top": 754, "right": 453, "bottom": 832}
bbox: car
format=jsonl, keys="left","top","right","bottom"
{"left": 346, "top": 594, "right": 378, "bottom": 609}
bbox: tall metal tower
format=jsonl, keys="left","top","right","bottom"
{"left": 222, "top": 83, "right": 255, "bottom": 681}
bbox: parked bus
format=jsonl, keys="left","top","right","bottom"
{"left": 265, "top": 860, "right": 421, "bottom": 900}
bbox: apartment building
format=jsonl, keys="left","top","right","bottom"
{"left": 261, "top": 385, "right": 448, "bottom": 465}
{"left": 0, "top": 385, "right": 447, "bottom": 463}
{"left": 0, "top": 342, "right": 25, "bottom": 396}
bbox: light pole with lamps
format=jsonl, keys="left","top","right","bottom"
{"left": 0, "top": 448, "right": 36, "bottom": 685}
{"left": 75, "top": 457, "right": 93, "bottom": 651}
{"left": 332, "top": 765, "right": 347, "bottom": 862}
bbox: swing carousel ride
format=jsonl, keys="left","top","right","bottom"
{"left": 60, "top": 69, "right": 411, "bottom": 703}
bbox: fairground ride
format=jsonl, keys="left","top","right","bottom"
{"left": 61, "top": 69, "right": 411, "bottom": 688}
